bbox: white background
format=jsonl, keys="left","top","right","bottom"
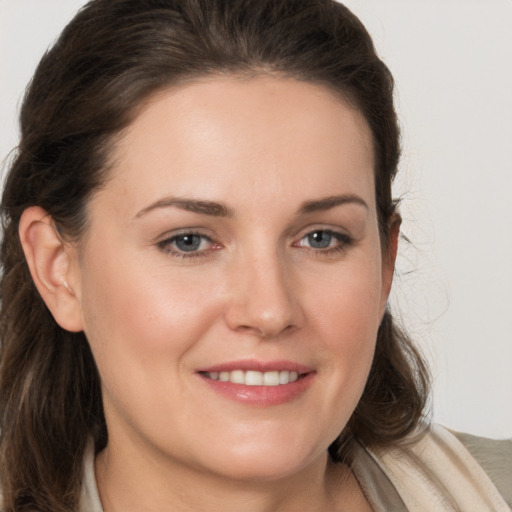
{"left": 1, "top": 0, "right": 511, "bottom": 439}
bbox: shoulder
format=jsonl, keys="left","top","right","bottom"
{"left": 362, "top": 423, "right": 511, "bottom": 511}
{"left": 450, "top": 429, "right": 512, "bottom": 508}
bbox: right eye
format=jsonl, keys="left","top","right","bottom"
{"left": 158, "top": 232, "right": 218, "bottom": 258}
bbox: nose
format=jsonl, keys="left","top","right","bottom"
{"left": 224, "top": 250, "right": 304, "bottom": 338}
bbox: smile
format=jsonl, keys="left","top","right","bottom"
{"left": 197, "top": 362, "right": 315, "bottom": 406}
{"left": 202, "top": 370, "right": 301, "bottom": 386}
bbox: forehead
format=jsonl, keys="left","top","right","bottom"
{"left": 99, "top": 75, "right": 375, "bottom": 217}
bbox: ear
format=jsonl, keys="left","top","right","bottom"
{"left": 379, "top": 212, "right": 401, "bottom": 315}
{"left": 19, "top": 206, "right": 84, "bottom": 332}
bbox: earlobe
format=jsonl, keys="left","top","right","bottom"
{"left": 19, "top": 206, "right": 84, "bottom": 333}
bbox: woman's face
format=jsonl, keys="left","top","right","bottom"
{"left": 70, "top": 76, "right": 395, "bottom": 480}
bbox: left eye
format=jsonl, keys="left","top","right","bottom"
{"left": 297, "top": 230, "right": 350, "bottom": 250}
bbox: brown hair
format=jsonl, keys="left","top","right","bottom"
{"left": 0, "top": 1, "right": 429, "bottom": 510}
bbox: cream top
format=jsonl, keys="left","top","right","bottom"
{"left": 79, "top": 424, "right": 512, "bottom": 511}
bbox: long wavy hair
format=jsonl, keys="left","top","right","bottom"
{"left": 0, "top": 1, "right": 430, "bottom": 510}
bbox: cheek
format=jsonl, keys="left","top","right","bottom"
{"left": 78, "top": 248, "right": 225, "bottom": 386}
{"left": 78, "top": 254, "right": 227, "bottom": 436}
{"left": 309, "top": 259, "right": 383, "bottom": 347}
{"left": 83, "top": 246, "right": 211, "bottom": 328}
{"left": 303, "top": 258, "right": 383, "bottom": 414}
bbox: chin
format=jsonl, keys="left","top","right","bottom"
{"left": 197, "top": 438, "right": 326, "bottom": 482}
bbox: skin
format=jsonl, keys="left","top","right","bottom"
{"left": 20, "top": 75, "right": 398, "bottom": 511}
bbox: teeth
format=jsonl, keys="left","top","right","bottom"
{"left": 245, "top": 370, "right": 263, "bottom": 386}
{"left": 263, "top": 371, "right": 280, "bottom": 386}
{"left": 205, "top": 370, "right": 301, "bottom": 386}
{"left": 231, "top": 370, "right": 245, "bottom": 384}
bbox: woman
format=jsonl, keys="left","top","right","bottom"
{"left": 0, "top": 1, "right": 510, "bottom": 511}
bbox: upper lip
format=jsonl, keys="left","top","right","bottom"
{"left": 196, "top": 359, "right": 314, "bottom": 374}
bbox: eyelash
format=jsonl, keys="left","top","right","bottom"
{"left": 157, "top": 229, "right": 353, "bottom": 260}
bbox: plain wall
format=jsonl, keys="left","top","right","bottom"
{"left": 1, "top": 0, "right": 511, "bottom": 439}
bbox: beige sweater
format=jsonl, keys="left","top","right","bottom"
{"left": 351, "top": 424, "right": 512, "bottom": 511}
{"left": 79, "top": 424, "right": 512, "bottom": 511}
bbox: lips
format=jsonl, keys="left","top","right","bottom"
{"left": 196, "top": 360, "right": 315, "bottom": 406}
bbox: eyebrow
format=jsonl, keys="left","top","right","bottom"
{"left": 299, "top": 195, "right": 369, "bottom": 214}
{"left": 134, "top": 193, "right": 368, "bottom": 220}
{"left": 134, "top": 198, "right": 233, "bottom": 219}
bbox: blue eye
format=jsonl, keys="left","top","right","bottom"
{"left": 158, "top": 232, "right": 215, "bottom": 257}
{"left": 306, "top": 230, "right": 334, "bottom": 249}
{"left": 295, "top": 229, "right": 352, "bottom": 254}
{"left": 172, "top": 234, "right": 204, "bottom": 252}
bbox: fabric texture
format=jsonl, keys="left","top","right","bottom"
{"left": 351, "top": 424, "right": 511, "bottom": 512}
{"left": 79, "top": 424, "right": 511, "bottom": 511}
{"left": 452, "top": 429, "right": 512, "bottom": 508}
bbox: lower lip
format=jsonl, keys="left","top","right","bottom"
{"left": 198, "top": 373, "right": 315, "bottom": 406}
